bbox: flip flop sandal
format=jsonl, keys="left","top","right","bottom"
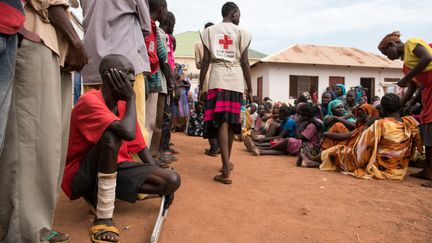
{"left": 46, "top": 230, "right": 70, "bottom": 243}
{"left": 159, "top": 155, "right": 174, "bottom": 164}
{"left": 214, "top": 174, "right": 232, "bottom": 184}
{"left": 89, "top": 224, "right": 120, "bottom": 243}
{"left": 137, "top": 193, "right": 160, "bottom": 200}
{"left": 205, "top": 149, "right": 218, "bottom": 157}
{"left": 154, "top": 159, "right": 170, "bottom": 168}
{"left": 422, "top": 181, "right": 432, "bottom": 188}
{"left": 169, "top": 148, "right": 179, "bottom": 154}
{"left": 165, "top": 154, "right": 178, "bottom": 162}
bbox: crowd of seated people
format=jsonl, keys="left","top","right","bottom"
{"left": 240, "top": 84, "right": 424, "bottom": 181}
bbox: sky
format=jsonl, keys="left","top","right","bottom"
{"left": 72, "top": 0, "right": 432, "bottom": 56}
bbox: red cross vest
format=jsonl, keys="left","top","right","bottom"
{"left": 201, "top": 22, "right": 252, "bottom": 93}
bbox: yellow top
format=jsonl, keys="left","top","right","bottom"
{"left": 404, "top": 38, "right": 432, "bottom": 72}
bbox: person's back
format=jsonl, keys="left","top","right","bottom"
{"left": 201, "top": 22, "right": 251, "bottom": 93}
{"left": 352, "top": 115, "right": 420, "bottom": 180}
{"left": 321, "top": 94, "right": 421, "bottom": 180}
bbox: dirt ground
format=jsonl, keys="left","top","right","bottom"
{"left": 54, "top": 133, "right": 432, "bottom": 243}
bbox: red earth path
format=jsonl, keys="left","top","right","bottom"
{"left": 54, "top": 133, "right": 432, "bottom": 242}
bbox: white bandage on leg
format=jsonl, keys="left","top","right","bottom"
{"left": 96, "top": 172, "right": 117, "bottom": 219}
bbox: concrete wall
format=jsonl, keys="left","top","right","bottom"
{"left": 251, "top": 63, "right": 404, "bottom": 103}
{"left": 250, "top": 63, "right": 271, "bottom": 99}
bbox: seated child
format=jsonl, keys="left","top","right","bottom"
{"left": 245, "top": 105, "right": 296, "bottom": 151}
{"left": 247, "top": 103, "right": 321, "bottom": 157}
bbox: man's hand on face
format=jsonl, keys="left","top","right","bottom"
{"left": 107, "top": 68, "right": 135, "bottom": 101}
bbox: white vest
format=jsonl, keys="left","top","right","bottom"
{"left": 201, "top": 22, "right": 252, "bottom": 93}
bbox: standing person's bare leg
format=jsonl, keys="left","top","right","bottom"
{"left": 413, "top": 146, "right": 432, "bottom": 180}
{"left": 214, "top": 122, "right": 232, "bottom": 184}
{"left": 228, "top": 125, "right": 234, "bottom": 159}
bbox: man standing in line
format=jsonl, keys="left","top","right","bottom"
{"left": 0, "top": 0, "right": 24, "bottom": 156}
{"left": 144, "top": 0, "right": 167, "bottom": 151}
{"left": 195, "top": 22, "right": 221, "bottom": 157}
{"left": 0, "top": 0, "right": 87, "bottom": 242}
{"left": 152, "top": 11, "right": 176, "bottom": 162}
{"left": 80, "top": 0, "right": 152, "bottom": 141}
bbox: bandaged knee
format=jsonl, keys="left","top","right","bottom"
{"left": 96, "top": 172, "right": 117, "bottom": 219}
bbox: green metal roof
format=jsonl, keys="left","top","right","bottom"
{"left": 174, "top": 31, "right": 267, "bottom": 59}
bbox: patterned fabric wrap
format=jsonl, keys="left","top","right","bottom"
{"left": 187, "top": 111, "right": 204, "bottom": 136}
{"left": 321, "top": 116, "right": 422, "bottom": 180}
{"left": 203, "top": 88, "right": 242, "bottom": 138}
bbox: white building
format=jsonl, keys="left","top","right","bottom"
{"left": 251, "top": 44, "right": 404, "bottom": 103}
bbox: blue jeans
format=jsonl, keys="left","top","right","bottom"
{"left": 0, "top": 34, "right": 17, "bottom": 155}
{"left": 73, "top": 71, "right": 82, "bottom": 104}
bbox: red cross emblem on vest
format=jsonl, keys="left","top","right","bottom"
{"left": 219, "top": 35, "right": 233, "bottom": 50}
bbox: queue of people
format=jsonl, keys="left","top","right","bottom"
{"left": 0, "top": 0, "right": 183, "bottom": 242}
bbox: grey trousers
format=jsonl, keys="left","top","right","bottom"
{"left": 0, "top": 40, "right": 72, "bottom": 243}
{"left": 0, "top": 34, "right": 17, "bottom": 155}
{"left": 150, "top": 93, "right": 166, "bottom": 156}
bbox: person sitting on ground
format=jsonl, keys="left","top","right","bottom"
{"left": 245, "top": 105, "right": 296, "bottom": 151}
{"left": 358, "top": 96, "right": 367, "bottom": 106}
{"left": 378, "top": 31, "right": 432, "bottom": 186}
{"left": 245, "top": 106, "right": 295, "bottom": 143}
{"left": 247, "top": 103, "right": 321, "bottom": 157}
{"left": 62, "top": 54, "right": 181, "bottom": 243}
{"left": 249, "top": 103, "right": 260, "bottom": 130}
{"left": 320, "top": 94, "right": 422, "bottom": 180}
{"left": 251, "top": 100, "right": 280, "bottom": 140}
{"left": 372, "top": 96, "right": 381, "bottom": 107}
{"left": 242, "top": 103, "right": 259, "bottom": 136}
{"left": 317, "top": 91, "right": 333, "bottom": 120}
{"left": 321, "top": 99, "right": 356, "bottom": 150}
{"left": 187, "top": 102, "right": 205, "bottom": 136}
{"left": 308, "top": 103, "right": 380, "bottom": 163}
{"left": 263, "top": 97, "right": 272, "bottom": 103}
{"left": 334, "top": 84, "right": 347, "bottom": 101}
{"left": 345, "top": 90, "right": 357, "bottom": 115}
{"left": 253, "top": 104, "right": 266, "bottom": 132}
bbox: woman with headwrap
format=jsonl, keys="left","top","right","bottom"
{"left": 320, "top": 100, "right": 356, "bottom": 150}
{"left": 345, "top": 90, "right": 357, "bottom": 115}
{"left": 378, "top": 31, "right": 432, "bottom": 186}
{"left": 316, "top": 91, "right": 333, "bottom": 120}
{"left": 321, "top": 92, "right": 333, "bottom": 116}
{"left": 334, "top": 84, "right": 347, "bottom": 101}
{"left": 321, "top": 94, "right": 422, "bottom": 180}
{"left": 306, "top": 104, "right": 380, "bottom": 163}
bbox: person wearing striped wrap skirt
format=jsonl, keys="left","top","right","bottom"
{"left": 198, "top": 2, "right": 253, "bottom": 184}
